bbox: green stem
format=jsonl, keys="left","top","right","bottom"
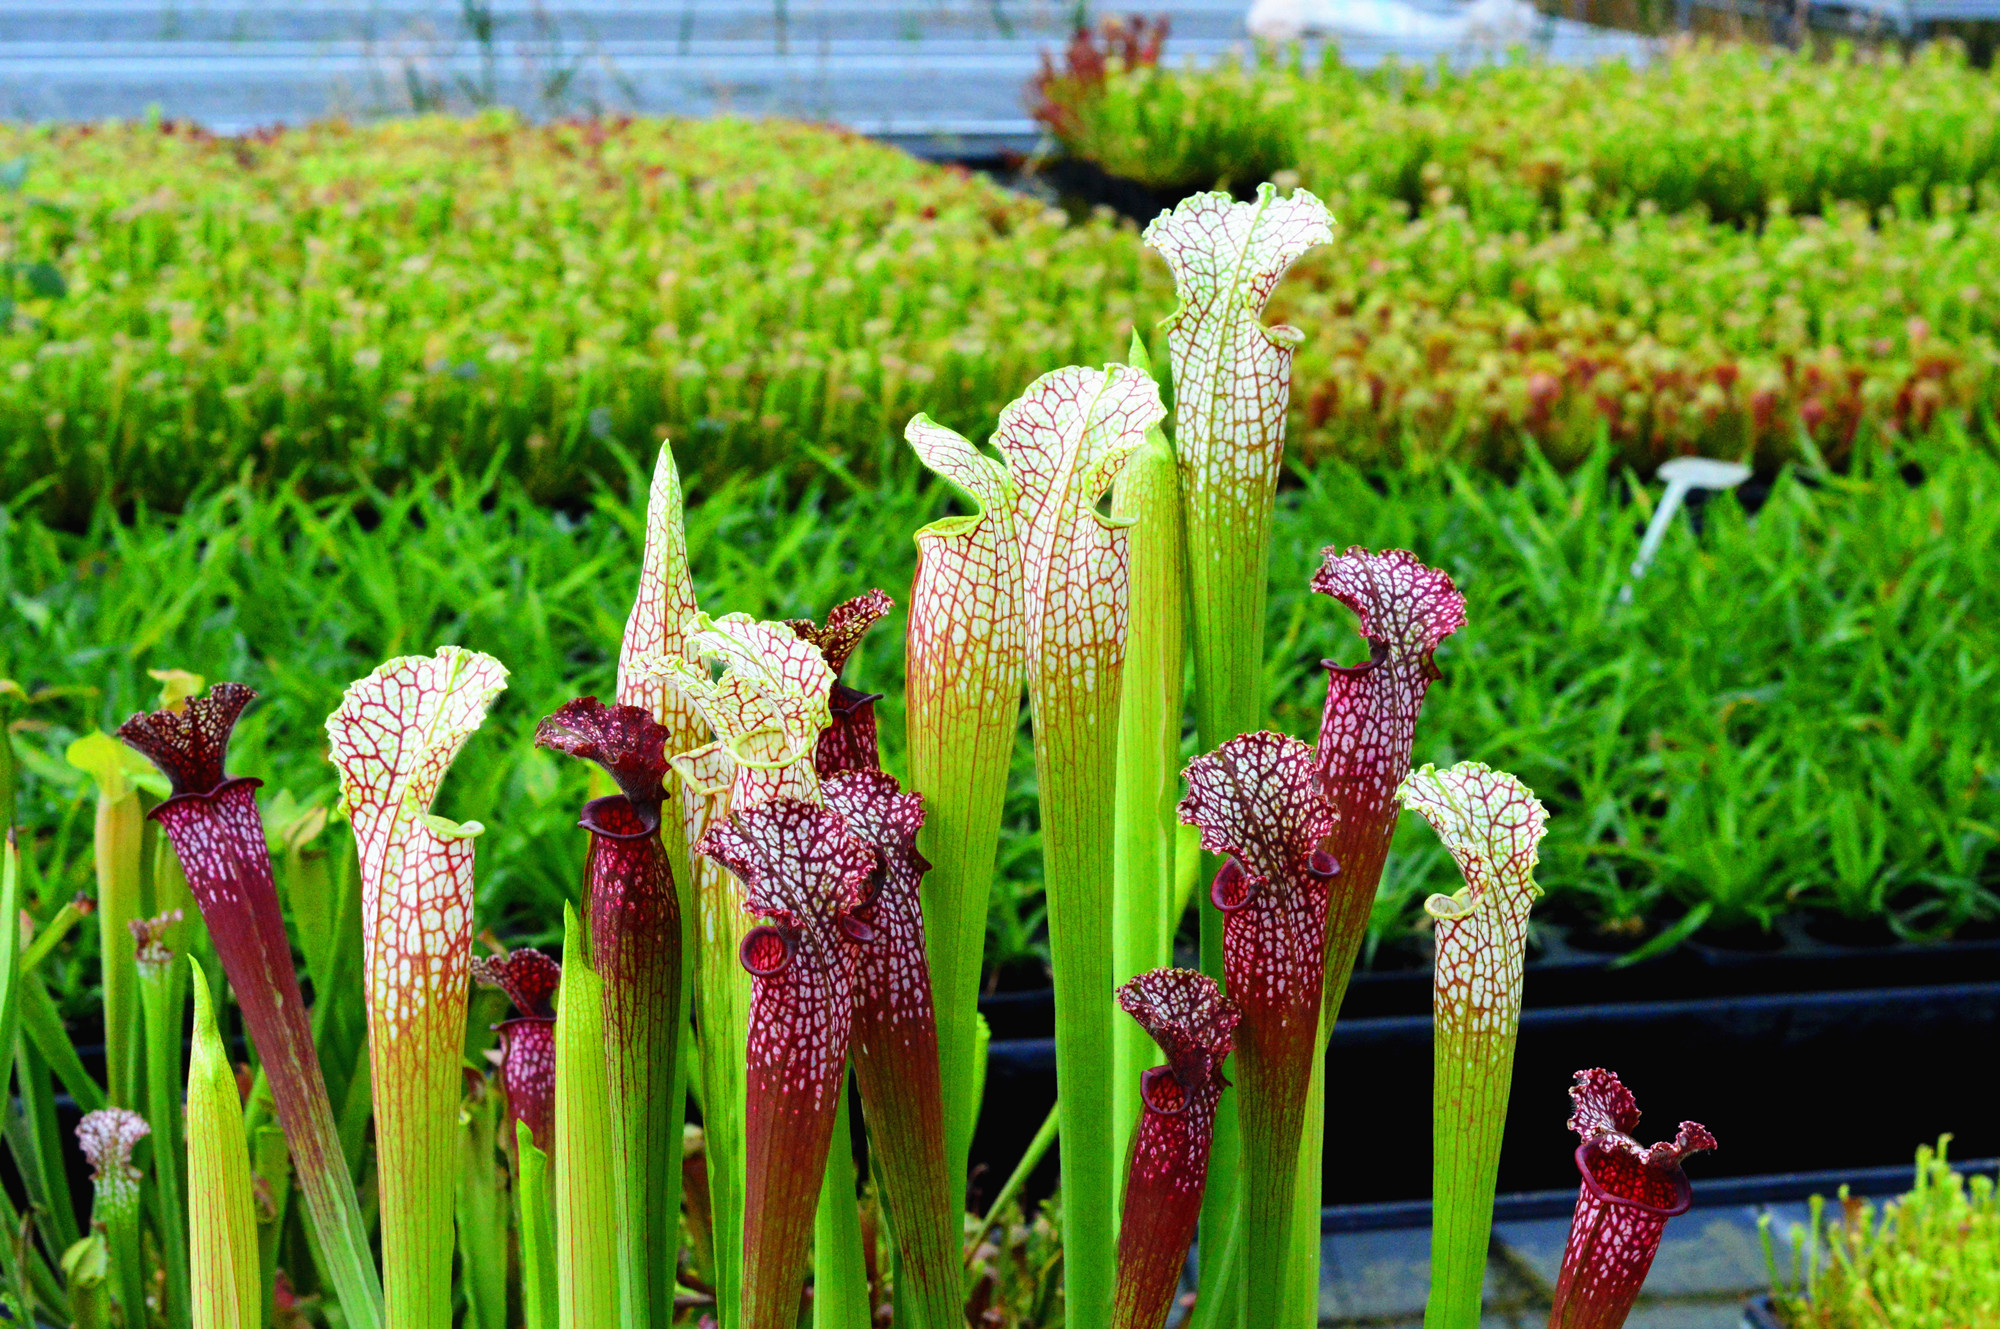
{"left": 965, "top": 1103, "right": 1059, "bottom": 1263}
{"left": 1033, "top": 656, "right": 1125, "bottom": 1329}
{"left": 688, "top": 843, "right": 752, "bottom": 1329}
{"left": 250, "top": 1122, "right": 292, "bottom": 1329}
{"left": 87, "top": 1150, "right": 147, "bottom": 1326}
{"left": 556, "top": 906, "right": 620, "bottom": 1329}
{"left": 1109, "top": 340, "right": 1186, "bottom": 1193}
{"left": 139, "top": 953, "right": 194, "bottom": 1329}
{"left": 812, "top": 1080, "right": 870, "bottom": 1329}
{"left": 94, "top": 785, "right": 144, "bottom": 1108}
{"left": 516, "top": 1123, "right": 559, "bottom": 1329}
{"left": 456, "top": 1077, "right": 509, "bottom": 1329}
{"left": 1183, "top": 1199, "right": 1244, "bottom": 1329}
{"left": 186, "top": 960, "right": 261, "bottom": 1329}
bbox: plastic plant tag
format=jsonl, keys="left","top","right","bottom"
{"left": 1400, "top": 761, "right": 1548, "bottom": 1329}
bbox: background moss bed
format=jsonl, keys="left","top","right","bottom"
{"left": 8, "top": 100, "right": 2000, "bottom": 522}
{"left": 2, "top": 107, "right": 1996, "bottom": 1010}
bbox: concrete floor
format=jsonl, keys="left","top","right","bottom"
{"left": 1316, "top": 1203, "right": 1804, "bottom": 1327}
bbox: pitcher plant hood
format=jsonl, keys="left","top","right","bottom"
{"left": 821, "top": 768, "right": 961, "bottom": 1329}
{"left": 1311, "top": 547, "right": 1466, "bottom": 1013}
{"left": 651, "top": 612, "right": 836, "bottom": 810}
{"left": 534, "top": 696, "right": 671, "bottom": 826}
{"left": 471, "top": 949, "right": 561, "bottom": 1157}
{"left": 789, "top": 589, "right": 895, "bottom": 778}
{"left": 327, "top": 645, "right": 508, "bottom": 1329}
{"left": 1178, "top": 730, "right": 1339, "bottom": 1319}
{"left": 1400, "top": 760, "right": 1548, "bottom": 1329}
{"left": 617, "top": 439, "right": 707, "bottom": 753}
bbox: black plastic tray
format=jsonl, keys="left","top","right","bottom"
{"left": 973, "top": 975, "right": 2000, "bottom": 1207}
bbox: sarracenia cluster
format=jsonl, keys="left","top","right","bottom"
{"left": 0, "top": 185, "right": 1723, "bottom": 1329}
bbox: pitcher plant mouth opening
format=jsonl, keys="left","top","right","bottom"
{"left": 789, "top": 588, "right": 896, "bottom": 778}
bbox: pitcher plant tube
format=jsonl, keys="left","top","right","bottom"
{"left": 536, "top": 696, "right": 686, "bottom": 1329}
{"left": 326, "top": 646, "right": 509, "bottom": 1329}
{"left": 118, "top": 683, "right": 384, "bottom": 1329}
{"left": 1111, "top": 967, "right": 1240, "bottom": 1329}
{"left": 77, "top": 1108, "right": 149, "bottom": 1329}
{"left": 1109, "top": 331, "right": 1187, "bottom": 1183}
{"left": 554, "top": 904, "right": 620, "bottom": 1329}
{"left": 822, "top": 768, "right": 960, "bottom": 1329}
{"left": 650, "top": 611, "right": 836, "bottom": 1327}
{"left": 1178, "top": 731, "right": 1339, "bottom": 1329}
{"left": 1297, "top": 545, "right": 1466, "bottom": 1307}
{"left": 1143, "top": 183, "right": 1334, "bottom": 1286}
{"left": 1550, "top": 1070, "right": 1716, "bottom": 1329}
{"left": 1399, "top": 761, "right": 1549, "bottom": 1329}
{"left": 907, "top": 361, "right": 1165, "bottom": 1329}
{"left": 133, "top": 909, "right": 193, "bottom": 1329}
{"left": 185, "top": 959, "right": 261, "bottom": 1329}
{"left": 696, "top": 797, "right": 875, "bottom": 1329}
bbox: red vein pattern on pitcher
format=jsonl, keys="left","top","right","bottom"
{"left": 536, "top": 696, "right": 686, "bottom": 1328}
{"left": 1178, "top": 731, "right": 1339, "bottom": 1329}
{"left": 1311, "top": 547, "right": 1466, "bottom": 1018}
{"left": 822, "top": 769, "right": 959, "bottom": 1329}
{"left": 1112, "top": 968, "right": 1240, "bottom": 1329}
{"left": 697, "top": 798, "right": 874, "bottom": 1329}
{"left": 327, "top": 646, "right": 508, "bottom": 1329}
{"left": 1400, "top": 761, "right": 1547, "bottom": 1329}
{"left": 471, "top": 948, "right": 560, "bottom": 1159}
{"left": 790, "top": 589, "right": 895, "bottom": 778}
{"left": 1550, "top": 1070, "right": 1716, "bottom": 1329}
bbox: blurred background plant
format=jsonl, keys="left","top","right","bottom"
{"left": 1762, "top": 1139, "right": 2000, "bottom": 1327}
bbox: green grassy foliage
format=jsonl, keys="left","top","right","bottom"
{"left": 11, "top": 97, "right": 2000, "bottom": 513}
{"left": 0, "top": 115, "right": 1152, "bottom": 523}
{"left": 5, "top": 434, "right": 1995, "bottom": 998}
